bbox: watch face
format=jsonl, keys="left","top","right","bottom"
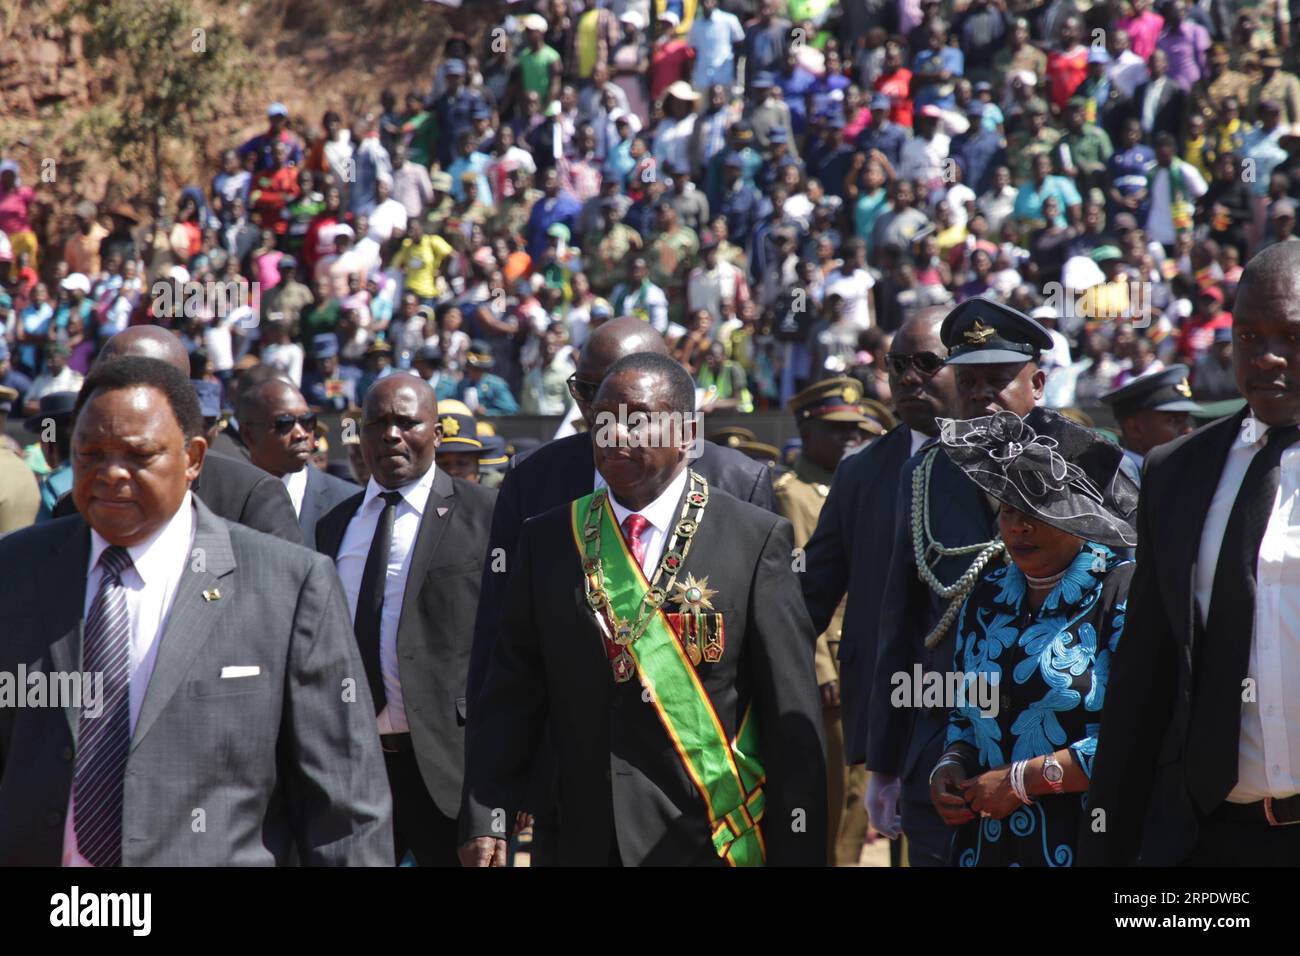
{"left": 1044, "top": 759, "right": 1064, "bottom": 783}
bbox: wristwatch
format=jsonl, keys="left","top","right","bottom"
{"left": 1042, "top": 755, "right": 1065, "bottom": 794}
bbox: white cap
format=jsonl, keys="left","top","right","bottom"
{"left": 60, "top": 273, "right": 91, "bottom": 294}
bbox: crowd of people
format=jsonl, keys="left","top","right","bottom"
{"left": 0, "top": 0, "right": 1298, "bottom": 870}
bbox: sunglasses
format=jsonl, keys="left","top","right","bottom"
{"left": 567, "top": 374, "right": 601, "bottom": 403}
{"left": 884, "top": 351, "right": 946, "bottom": 377}
{"left": 256, "top": 413, "right": 318, "bottom": 435}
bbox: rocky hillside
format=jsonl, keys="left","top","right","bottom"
{"left": 0, "top": 0, "right": 505, "bottom": 257}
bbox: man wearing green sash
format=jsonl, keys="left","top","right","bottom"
{"left": 460, "top": 352, "right": 826, "bottom": 866}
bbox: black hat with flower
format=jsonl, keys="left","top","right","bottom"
{"left": 938, "top": 410, "right": 1139, "bottom": 548}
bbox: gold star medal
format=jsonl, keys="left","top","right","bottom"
{"left": 672, "top": 574, "right": 717, "bottom": 666}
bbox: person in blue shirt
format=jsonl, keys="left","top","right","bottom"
{"left": 775, "top": 48, "right": 818, "bottom": 135}
{"left": 302, "top": 333, "right": 362, "bottom": 413}
{"left": 0, "top": 339, "right": 32, "bottom": 408}
{"left": 912, "top": 23, "right": 964, "bottom": 110}
{"left": 855, "top": 93, "right": 911, "bottom": 170}
{"left": 716, "top": 152, "right": 764, "bottom": 249}
{"left": 24, "top": 391, "right": 76, "bottom": 522}
{"left": 950, "top": 101, "right": 1008, "bottom": 195}
{"left": 525, "top": 168, "right": 583, "bottom": 260}
{"left": 432, "top": 59, "right": 488, "bottom": 170}
{"left": 457, "top": 341, "right": 518, "bottom": 416}
{"left": 1106, "top": 117, "right": 1156, "bottom": 222}
{"left": 237, "top": 103, "right": 304, "bottom": 172}
{"left": 1014, "top": 153, "right": 1083, "bottom": 228}
{"left": 810, "top": 113, "right": 858, "bottom": 201}
{"left": 448, "top": 130, "right": 494, "bottom": 206}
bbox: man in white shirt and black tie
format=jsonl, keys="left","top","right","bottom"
{"left": 1087, "top": 242, "right": 1300, "bottom": 866}
{"left": 315, "top": 373, "right": 496, "bottom": 866}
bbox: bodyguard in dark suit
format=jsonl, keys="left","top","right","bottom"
{"left": 316, "top": 375, "right": 496, "bottom": 866}
{"left": 1085, "top": 244, "right": 1300, "bottom": 866}
{"left": 801, "top": 307, "right": 960, "bottom": 768}
{"left": 63, "top": 326, "right": 302, "bottom": 543}
{"left": 866, "top": 299, "right": 1054, "bottom": 866}
{"left": 460, "top": 353, "right": 825, "bottom": 866}
{"left": 238, "top": 378, "right": 356, "bottom": 549}
{"left": 0, "top": 357, "right": 391, "bottom": 865}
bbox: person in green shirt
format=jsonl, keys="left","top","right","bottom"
{"left": 1008, "top": 100, "right": 1062, "bottom": 182}
{"left": 697, "top": 341, "right": 753, "bottom": 413}
{"left": 401, "top": 90, "right": 439, "bottom": 170}
{"left": 516, "top": 13, "right": 561, "bottom": 107}
{"left": 300, "top": 274, "right": 341, "bottom": 345}
{"left": 392, "top": 217, "right": 454, "bottom": 304}
{"left": 1058, "top": 96, "right": 1114, "bottom": 195}
{"left": 645, "top": 202, "right": 699, "bottom": 325}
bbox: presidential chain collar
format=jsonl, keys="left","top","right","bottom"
{"left": 582, "top": 470, "right": 709, "bottom": 680}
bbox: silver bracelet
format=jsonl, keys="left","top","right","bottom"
{"left": 1009, "top": 759, "right": 1034, "bottom": 805}
{"left": 929, "top": 756, "right": 966, "bottom": 786}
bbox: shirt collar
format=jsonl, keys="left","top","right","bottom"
{"left": 89, "top": 490, "right": 195, "bottom": 587}
{"left": 606, "top": 467, "right": 690, "bottom": 537}
{"left": 361, "top": 464, "right": 438, "bottom": 516}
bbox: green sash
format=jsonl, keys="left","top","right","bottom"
{"left": 570, "top": 491, "right": 768, "bottom": 866}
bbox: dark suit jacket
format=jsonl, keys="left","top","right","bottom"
{"left": 210, "top": 427, "right": 252, "bottom": 462}
{"left": 1128, "top": 80, "right": 1188, "bottom": 145}
{"left": 0, "top": 497, "right": 392, "bottom": 865}
{"left": 297, "top": 465, "right": 360, "bottom": 550}
{"left": 1081, "top": 410, "right": 1242, "bottom": 866}
{"left": 801, "top": 424, "right": 915, "bottom": 764}
{"left": 315, "top": 469, "right": 496, "bottom": 820}
{"left": 51, "top": 449, "right": 302, "bottom": 545}
{"left": 866, "top": 439, "right": 996, "bottom": 798}
{"left": 467, "top": 432, "right": 775, "bottom": 708}
{"left": 461, "top": 485, "right": 827, "bottom": 865}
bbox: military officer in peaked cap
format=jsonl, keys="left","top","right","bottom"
{"left": 1100, "top": 364, "right": 1202, "bottom": 470}
{"left": 774, "top": 376, "right": 874, "bottom": 865}
{"left": 866, "top": 298, "right": 1069, "bottom": 866}
{"left": 434, "top": 400, "right": 485, "bottom": 483}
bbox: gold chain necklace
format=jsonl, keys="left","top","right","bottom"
{"left": 581, "top": 470, "right": 709, "bottom": 656}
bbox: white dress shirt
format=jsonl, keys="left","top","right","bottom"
{"left": 598, "top": 467, "right": 690, "bottom": 578}
{"left": 1195, "top": 415, "right": 1300, "bottom": 803}
{"left": 335, "top": 466, "right": 438, "bottom": 735}
{"left": 910, "top": 428, "right": 930, "bottom": 457}
{"left": 64, "top": 492, "right": 197, "bottom": 866}
{"left": 281, "top": 466, "right": 309, "bottom": 518}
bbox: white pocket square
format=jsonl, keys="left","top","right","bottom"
{"left": 220, "top": 666, "right": 260, "bottom": 679}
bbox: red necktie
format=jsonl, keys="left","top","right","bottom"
{"left": 622, "top": 513, "right": 651, "bottom": 568}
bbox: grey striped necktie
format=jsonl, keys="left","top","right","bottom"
{"left": 73, "top": 545, "right": 134, "bottom": 868}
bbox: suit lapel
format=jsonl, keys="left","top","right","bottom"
{"left": 47, "top": 519, "right": 92, "bottom": 745}
{"left": 130, "top": 499, "right": 238, "bottom": 751}
{"left": 397, "top": 469, "right": 456, "bottom": 633}
{"left": 1172, "top": 411, "right": 1245, "bottom": 644}
{"left": 317, "top": 492, "right": 364, "bottom": 560}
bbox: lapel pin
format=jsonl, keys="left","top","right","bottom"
{"left": 203, "top": 588, "right": 222, "bottom": 602}
{"left": 436, "top": 507, "right": 449, "bottom": 517}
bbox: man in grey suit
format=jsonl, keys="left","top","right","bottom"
{"left": 56, "top": 327, "right": 302, "bottom": 543}
{"left": 0, "top": 356, "right": 392, "bottom": 865}
{"left": 238, "top": 378, "right": 357, "bottom": 548}
{"left": 316, "top": 375, "right": 496, "bottom": 866}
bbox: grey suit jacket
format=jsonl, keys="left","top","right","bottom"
{"left": 0, "top": 497, "right": 393, "bottom": 866}
{"left": 297, "top": 465, "right": 359, "bottom": 550}
{"left": 315, "top": 469, "right": 497, "bottom": 820}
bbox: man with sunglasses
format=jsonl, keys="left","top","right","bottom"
{"left": 865, "top": 298, "right": 1067, "bottom": 867}
{"left": 799, "top": 307, "right": 960, "bottom": 865}
{"left": 238, "top": 378, "right": 357, "bottom": 549}
{"left": 466, "top": 316, "right": 775, "bottom": 864}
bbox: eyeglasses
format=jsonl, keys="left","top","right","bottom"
{"left": 884, "top": 351, "right": 945, "bottom": 377}
{"left": 250, "top": 413, "right": 318, "bottom": 435}
{"left": 567, "top": 373, "right": 601, "bottom": 403}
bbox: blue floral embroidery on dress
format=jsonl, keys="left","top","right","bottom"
{"left": 946, "top": 543, "right": 1132, "bottom": 866}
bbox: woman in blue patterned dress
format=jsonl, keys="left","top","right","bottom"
{"left": 928, "top": 410, "right": 1140, "bottom": 867}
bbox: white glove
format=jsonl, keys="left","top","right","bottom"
{"left": 866, "top": 772, "right": 902, "bottom": 840}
